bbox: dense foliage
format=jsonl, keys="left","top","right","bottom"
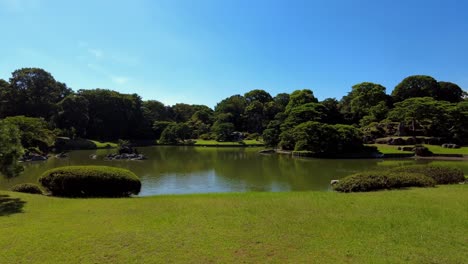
{"left": 333, "top": 171, "right": 436, "bottom": 192}
{"left": 0, "top": 121, "right": 24, "bottom": 178}
{"left": 39, "top": 166, "right": 141, "bottom": 197}
{"left": 0, "top": 67, "right": 466, "bottom": 161}
{"left": 10, "top": 183, "right": 43, "bottom": 194}
{"left": 389, "top": 165, "right": 465, "bottom": 184}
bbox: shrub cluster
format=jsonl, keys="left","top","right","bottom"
{"left": 333, "top": 171, "right": 435, "bottom": 192}
{"left": 389, "top": 165, "right": 465, "bottom": 184}
{"left": 39, "top": 166, "right": 141, "bottom": 197}
{"left": 10, "top": 183, "right": 43, "bottom": 194}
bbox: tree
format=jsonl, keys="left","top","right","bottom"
{"left": 244, "top": 89, "right": 273, "bottom": 104}
{"left": 2, "top": 68, "right": 72, "bottom": 119}
{"left": 78, "top": 89, "right": 147, "bottom": 140}
{"left": 285, "top": 89, "right": 318, "bottom": 113}
{"left": 321, "top": 98, "right": 344, "bottom": 124}
{"left": 3, "top": 116, "right": 56, "bottom": 151}
{"left": 214, "top": 95, "right": 246, "bottom": 131}
{"left": 392, "top": 75, "right": 440, "bottom": 102}
{"left": 388, "top": 97, "right": 451, "bottom": 137}
{"left": 211, "top": 122, "right": 235, "bottom": 141}
{"left": 55, "top": 95, "right": 90, "bottom": 138}
{"left": 437, "top": 81, "right": 465, "bottom": 103}
{"left": 340, "top": 82, "right": 389, "bottom": 123}
{"left": 281, "top": 102, "right": 327, "bottom": 131}
{"left": 142, "top": 100, "right": 171, "bottom": 124}
{"left": 0, "top": 121, "right": 24, "bottom": 179}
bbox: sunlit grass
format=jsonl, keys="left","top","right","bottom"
{"left": 1, "top": 186, "right": 467, "bottom": 263}
{"left": 370, "top": 144, "right": 468, "bottom": 155}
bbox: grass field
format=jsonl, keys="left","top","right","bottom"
{"left": 370, "top": 144, "right": 468, "bottom": 155}
{"left": 193, "top": 139, "right": 264, "bottom": 146}
{"left": 1, "top": 185, "right": 467, "bottom": 263}
{"left": 89, "top": 140, "right": 118, "bottom": 149}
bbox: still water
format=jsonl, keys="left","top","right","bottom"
{"left": 1, "top": 146, "right": 467, "bottom": 196}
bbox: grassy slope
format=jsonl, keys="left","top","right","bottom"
{"left": 370, "top": 144, "right": 468, "bottom": 155}
{"left": 1, "top": 186, "right": 467, "bottom": 263}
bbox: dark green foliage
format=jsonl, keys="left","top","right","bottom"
{"left": 11, "top": 183, "right": 43, "bottom": 194}
{"left": 389, "top": 165, "right": 465, "bottom": 184}
{"left": 287, "top": 121, "right": 363, "bottom": 153}
{"left": 0, "top": 121, "right": 24, "bottom": 179}
{"left": 78, "top": 89, "right": 148, "bottom": 140}
{"left": 392, "top": 75, "right": 440, "bottom": 102}
{"left": 333, "top": 171, "right": 435, "bottom": 192}
{"left": 54, "top": 95, "right": 90, "bottom": 138}
{"left": 285, "top": 89, "right": 318, "bottom": 113}
{"left": 437, "top": 82, "right": 465, "bottom": 103}
{"left": 39, "top": 166, "right": 141, "bottom": 197}
{"left": 214, "top": 95, "right": 247, "bottom": 131}
{"left": 340, "top": 82, "right": 390, "bottom": 123}
{"left": 212, "top": 122, "right": 235, "bottom": 141}
{"left": 0, "top": 68, "right": 72, "bottom": 119}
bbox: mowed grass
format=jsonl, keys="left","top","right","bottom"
{"left": 194, "top": 139, "right": 264, "bottom": 146}
{"left": 89, "top": 140, "right": 118, "bottom": 149}
{"left": 370, "top": 144, "right": 468, "bottom": 155}
{"left": 1, "top": 186, "right": 467, "bottom": 263}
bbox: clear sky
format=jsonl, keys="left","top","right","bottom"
{"left": 0, "top": 0, "right": 467, "bottom": 107}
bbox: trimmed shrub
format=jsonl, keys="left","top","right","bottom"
{"left": 333, "top": 171, "right": 435, "bottom": 192}
{"left": 389, "top": 165, "right": 465, "bottom": 184}
{"left": 11, "top": 183, "right": 43, "bottom": 194}
{"left": 39, "top": 166, "right": 141, "bottom": 197}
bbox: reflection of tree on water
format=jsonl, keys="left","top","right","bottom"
{"left": 2, "top": 147, "right": 468, "bottom": 195}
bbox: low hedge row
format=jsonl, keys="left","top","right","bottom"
{"left": 389, "top": 165, "right": 465, "bottom": 184}
{"left": 333, "top": 171, "right": 435, "bottom": 193}
{"left": 333, "top": 165, "right": 465, "bottom": 193}
{"left": 10, "top": 183, "right": 43, "bottom": 194}
{"left": 39, "top": 166, "right": 141, "bottom": 197}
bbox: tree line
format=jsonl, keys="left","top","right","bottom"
{"left": 0, "top": 68, "right": 467, "bottom": 158}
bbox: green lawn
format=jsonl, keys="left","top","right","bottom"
{"left": 1, "top": 186, "right": 467, "bottom": 263}
{"left": 370, "top": 144, "right": 468, "bottom": 155}
{"left": 89, "top": 140, "right": 118, "bottom": 149}
{"left": 193, "top": 139, "right": 264, "bottom": 146}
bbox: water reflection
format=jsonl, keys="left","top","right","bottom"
{"left": 1, "top": 146, "right": 467, "bottom": 196}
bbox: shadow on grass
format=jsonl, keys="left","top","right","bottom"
{"left": 0, "top": 194, "right": 26, "bottom": 216}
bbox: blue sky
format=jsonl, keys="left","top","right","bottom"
{"left": 0, "top": 0, "right": 467, "bottom": 107}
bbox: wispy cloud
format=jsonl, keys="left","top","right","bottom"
{"left": 88, "top": 48, "right": 103, "bottom": 59}
{"left": 111, "top": 76, "right": 129, "bottom": 85}
{"left": 0, "top": 0, "right": 39, "bottom": 12}
{"left": 87, "top": 63, "right": 129, "bottom": 86}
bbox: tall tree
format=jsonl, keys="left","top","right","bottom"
{"left": 55, "top": 95, "right": 90, "bottom": 138}
{"left": 285, "top": 89, "right": 318, "bottom": 113}
{"left": 392, "top": 75, "right": 440, "bottom": 102}
{"left": 2, "top": 68, "right": 72, "bottom": 119}
{"left": 437, "top": 81, "right": 465, "bottom": 103}
{"left": 340, "top": 82, "right": 389, "bottom": 123}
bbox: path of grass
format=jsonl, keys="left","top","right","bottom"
{"left": 194, "top": 139, "right": 264, "bottom": 147}
{"left": 89, "top": 140, "right": 118, "bottom": 149}
{"left": 370, "top": 144, "right": 468, "bottom": 155}
{"left": 1, "top": 186, "right": 467, "bottom": 263}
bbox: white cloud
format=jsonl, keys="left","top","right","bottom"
{"left": 111, "top": 76, "right": 129, "bottom": 85}
{"left": 0, "top": 0, "right": 39, "bottom": 12}
{"left": 88, "top": 48, "right": 103, "bottom": 59}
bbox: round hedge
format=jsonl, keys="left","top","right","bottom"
{"left": 333, "top": 171, "right": 435, "bottom": 193}
{"left": 39, "top": 166, "right": 141, "bottom": 197}
{"left": 11, "top": 183, "right": 43, "bottom": 194}
{"left": 389, "top": 165, "right": 465, "bottom": 184}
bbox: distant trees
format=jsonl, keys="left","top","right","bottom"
{"left": 0, "top": 67, "right": 467, "bottom": 152}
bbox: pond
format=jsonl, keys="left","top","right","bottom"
{"left": 1, "top": 146, "right": 467, "bottom": 196}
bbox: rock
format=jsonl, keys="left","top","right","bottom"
{"left": 258, "top": 149, "right": 275, "bottom": 154}
{"left": 413, "top": 146, "right": 433, "bottom": 157}
{"left": 330, "top": 180, "right": 340, "bottom": 185}
{"left": 55, "top": 152, "right": 68, "bottom": 159}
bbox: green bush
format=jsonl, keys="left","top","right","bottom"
{"left": 39, "top": 166, "right": 141, "bottom": 197}
{"left": 389, "top": 165, "right": 465, "bottom": 184}
{"left": 11, "top": 183, "right": 43, "bottom": 194}
{"left": 333, "top": 171, "right": 435, "bottom": 192}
